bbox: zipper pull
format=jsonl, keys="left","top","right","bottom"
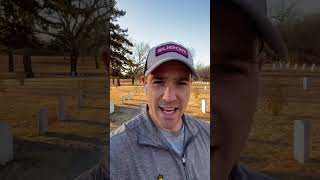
{"left": 182, "top": 157, "right": 186, "bottom": 166}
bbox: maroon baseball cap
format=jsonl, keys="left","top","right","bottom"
{"left": 144, "top": 42, "right": 199, "bottom": 79}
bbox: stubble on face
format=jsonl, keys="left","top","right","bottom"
{"left": 144, "top": 61, "right": 192, "bottom": 133}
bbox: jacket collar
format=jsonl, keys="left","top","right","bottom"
{"left": 138, "top": 105, "right": 199, "bottom": 147}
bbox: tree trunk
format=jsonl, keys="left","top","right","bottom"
{"left": 23, "top": 53, "right": 34, "bottom": 78}
{"left": 112, "top": 78, "right": 114, "bottom": 84}
{"left": 132, "top": 77, "right": 134, "bottom": 85}
{"left": 117, "top": 77, "right": 121, "bottom": 86}
{"left": 8, "top": 50, "right": 14, "bottom": 72}
{"left": 94, "top": 55, "right": 99, "bottom": 69}
{"left": 70, "top": 51, "right": 78, "bottom": 76}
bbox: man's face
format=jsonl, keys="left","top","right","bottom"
{"left": 143, "top": 61, "right": 192, "bottom": 132}
{"left": 212, "top": 2, "right": 262, "bottom": 179}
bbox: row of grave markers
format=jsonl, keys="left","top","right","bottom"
{"left": 272, "top": 63, "right": 317, "bottom": 72}
{"left": 193, "top": 81, "right": 210, "bottom": 84}
{"left": 112, "top": 95, "right": 209, "bottom": 114}
{"left": 1, "top": 109, "right": 312, "bottom": 165}
{"left": 0, "top": 96, "right": 67, "bottom": 165}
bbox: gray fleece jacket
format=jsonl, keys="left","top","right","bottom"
{"left": 110, "top": 108, "right": 210, "bottom": 180}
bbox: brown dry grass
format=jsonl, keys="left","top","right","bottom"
{"left": 110, "top": 81, "right": 210, "bottom": 131}
{"left": 0, "top": 77, "right": 107, "bottom": 180}
{"left": 240, "top": 72, "right": 320, "bottom": 179}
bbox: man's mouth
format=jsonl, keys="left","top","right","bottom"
{"left": 159, "top": 107, "right": 178, "bottom": 115}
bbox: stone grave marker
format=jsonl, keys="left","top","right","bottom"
{"left": 0, "top": 122, "right": 13, "bottom": 165}
{"left": 57, "top": 96, "right": 65, "bottom": 120}
{"left": 294, "top": 119, "right": 311, "bottom": 163}
{"left": 303, "top": 77, "right": 309, "bottom": 90}
{"left": 37, "top": 108, "right": 48, "bottom": 135}
{"left": 120, "top": 96, "right": 125, "bottom": 104}
{"left": 110, "top": 100, "right": 115, "bottom": 114}
{"left": 201, "top": 99, "right": 207, "bottom": 114}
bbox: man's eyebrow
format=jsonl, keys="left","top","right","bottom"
{"left": 178, "top": 77, "right": 191, "bottom": 81}
{"left": 151, "top": 76, "right": 165, "bottom": 80}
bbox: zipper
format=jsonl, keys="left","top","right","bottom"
{"left": 181, "top": 155, "right": 190, "bottom": 180}
{"left": 161, "top": 136, "right": 194, "bottom": 180}
{"left": 180, "top": 136, "right": 194, "bottom": 180}
{"left": 152, "top": 123, "right": 195, "bottom": 180}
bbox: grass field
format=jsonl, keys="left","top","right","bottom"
{"left": 0, "top": 54, "right": 320, "bottom": 179}
{"left": 0, "top": 55, "right": 108, "bottom": 180}
{"left": 110, "top": 80, "right": 210, "bottom": 131}
{"left": 241, "top": 70, "right": 320, "bottom": 179}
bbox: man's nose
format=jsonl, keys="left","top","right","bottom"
{"left": 162, "top": 86, "right": 177, "bottom": 102}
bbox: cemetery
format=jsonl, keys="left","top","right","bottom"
{"left": 0, "top": 55, "right": 108, "bottom": 180}
{"left": 110, "top": 79, "right": 210, "bottom": 131}
{"left": 0, "top": 54, "right": 319, "bottom": 179}
{"left": 240, "top": 63, "right": 320, "bottom": 179}
{"left": 109, "top": 62, "right": 320, "bottom": 179}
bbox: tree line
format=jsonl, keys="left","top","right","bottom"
{"left": 0, "top": 0, "right": 135, "bottom": 79}
{"left": 268, "top": 0, "right": 320, "bottom": 64}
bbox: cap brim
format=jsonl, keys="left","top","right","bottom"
{"left": 232, "top": 0, "right": 288, "bottom": 60}
{"left": 144, "top": 58, "right": 200, "bottom": 80}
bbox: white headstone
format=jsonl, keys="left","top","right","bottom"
{"left": 38, "top": 109, "right": 48, "bottom": 135}
{"left": 110, "top": 100, "right": 115, "bottom": 114}
{"left": 0, "top": 122, "right": 13, "bottom": 165}
{"left": 272, "top": 63, "right": 276, "bottom": 70}
{"left": 302, "top": 64, "right": 306, "bottom": 71}
{"left": 121, "top": 96, "right": 125, "bottom": 104}
{"left": 286, "top": 63, "right": 290, "bottom": 69}
{"left": 57, "top": 96, "right": 65, "bottom": 120}
{"left": 204, "top": 86, "right": 206, "bottom": 90}
{"left": 279, "top": 63, "right": 283, "bottom": 69}
{"left": 294, "top": 120, "right": 311, "bottom": 163}
{"left": 311, "top": 64, "right": 316, "bottom": 72}
{"left": 294, "top": 64, "right": 298, "bottom": 70}
{"left": 128, "top": 92, "right": 132, "bottom": 100}
{"left": 201, "top": 99, "right": 206, "bottom": 114}
{"left": 78, "top": 93, "right": 83, "bottom": 108}
{"left": 303, "top": 77, "right": 309, "bottom": 90}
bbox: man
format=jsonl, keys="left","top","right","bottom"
{"left": 212, "top": 0, "right": 287, "bottom": 180}
{"left": 110, "top": 42, "right": 210, "bottom": 179}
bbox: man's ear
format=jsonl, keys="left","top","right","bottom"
{"left": 144, "top": 86, "right": 148, "bottom": 95}
{"left": 141, "top": 76, "right": 148, "bottom": 95}
{"left": 141, "top": 76, "right": 146, "bottom": 84}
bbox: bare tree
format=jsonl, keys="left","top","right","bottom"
{"left": 36, "top": 0, "right": 112, "bottom": 76}
{"left": 126, "top": 42, "right": 150, "bottom": 85}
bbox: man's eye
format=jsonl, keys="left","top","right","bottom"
{"left": 177, "top": 81, "right": 188, "bottom": 85}
{"left": 153, "top": 80, "right": 163, "bottom": 84}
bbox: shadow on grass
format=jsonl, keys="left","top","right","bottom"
{"left": 265, "top": 171, "right": 320, "bottom": 180}
{"left": 248, "top": 138, "right": 290, "bottom": 147}
{"left": 78, "top": 105, "right": 107, "bottom": 110}
{"left": 122, "top": 102, "right": 145, "bottom": 108}
{"left": 0, "top": 137, "right": 104, "bottom": 180}
{"left": 63, "top": 119, "right": 107, "bottom": 127}
{"left": 45, "top": 132, "right": 104, "bottom": 146}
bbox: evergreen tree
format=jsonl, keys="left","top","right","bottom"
{"left": 110, "top": 0, "right": 133, "bottom": 86}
